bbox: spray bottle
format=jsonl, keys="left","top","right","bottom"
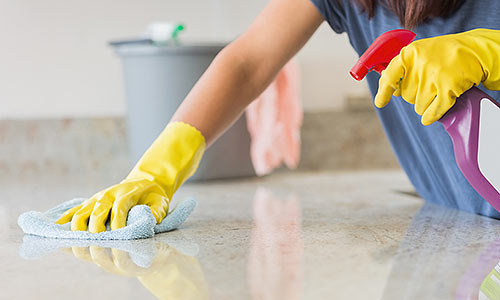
{"left": 350, "top": 29, "right": 500, "bottom": 213}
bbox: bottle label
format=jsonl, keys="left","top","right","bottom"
{"left": 477, "top": 99, "right": 500, "bottom": 193}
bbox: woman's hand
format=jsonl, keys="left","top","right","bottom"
{"left": 56, "top": 122, "right": 206, "bottom": 233}
{"left": 56, "top": 179, "right": 170, "bottom": 233}
{"left": 375, "top": 29, "right": 500, "bottom": 125}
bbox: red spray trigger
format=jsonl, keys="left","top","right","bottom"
{"left": 349, "top": 29, "right": 416, "bottom": 81}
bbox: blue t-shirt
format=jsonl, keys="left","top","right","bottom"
{"left": 309, "top": 0, "right": 500, "bottom": 218}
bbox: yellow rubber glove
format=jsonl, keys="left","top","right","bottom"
{"left": 56, "top": 121, "right": 206, "bottom": 233}
{"left": 375, "top": 28, "right": 500, "bottom": 125}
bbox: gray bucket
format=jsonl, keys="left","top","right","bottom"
{"left": 110, "top": 41, "right": 255, "bottom": 181}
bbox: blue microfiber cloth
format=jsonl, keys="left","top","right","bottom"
{"left": 18, "top": 197, "right": 197, "bottom": 240}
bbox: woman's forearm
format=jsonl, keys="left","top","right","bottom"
{"left": 170, "top": 0, "right": 324, "bottom": 146}
{"left": 170, "top": 43, "right": 272, "bottom": 147}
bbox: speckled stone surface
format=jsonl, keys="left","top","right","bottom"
{"left": 299, "top": 110, "right": 399, "bottom": 171}
{"left": 0, "top": 118, "right": 130, "bottom": 186}
{"left": 2, "top": 170, "right": 500, "bottom": 299}
{"left": 0, "top": 109, "right": 398, "bottom": 181}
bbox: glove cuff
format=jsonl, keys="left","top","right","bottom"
{"left": 127, "top": 121, "right": 206, "bottom": 199}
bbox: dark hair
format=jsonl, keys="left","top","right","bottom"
{"left": 352, "top": 0, "right": 465, "bottom": 28}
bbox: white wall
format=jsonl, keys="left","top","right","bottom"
{"left": 0, "top": 0, "right": 367, "bottom": 119}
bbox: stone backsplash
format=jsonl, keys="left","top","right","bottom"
{"left": 0, "top": 106, "right": 399, "bottom": 183}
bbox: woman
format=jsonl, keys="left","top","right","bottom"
{"left": 57, "top": 0, "right": 500, "bottom": 232}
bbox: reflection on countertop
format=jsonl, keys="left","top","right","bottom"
{"left": 382, "top": 202, "right": 500, "bottom": 299}
{"left": 20, "top": 234, "right": 208, "bottom": 299}
{"left": 457, "top": 237, "right": 500, "bottom": 299}
{"left": 3, "top": 170, "right": 500, "bottom": 299}
{"left": 248, "top": 188, "right": 303, "bottom": 300}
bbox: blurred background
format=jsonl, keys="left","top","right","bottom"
{"left": 0, "top": 0, "right": 364, "bottom": 118}
{"left": 0, "top": 0, "right": 398, "bottom": 188}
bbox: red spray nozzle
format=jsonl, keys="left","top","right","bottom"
{"left": 349, "top": 29, "right": 416, "bottom": 81}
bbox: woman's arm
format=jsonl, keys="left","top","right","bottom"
{"left": 57, "top": 0, "right": 325, "bottom": 232}
{"left": 171, "top": 0, "right": 324, "bottom": 146}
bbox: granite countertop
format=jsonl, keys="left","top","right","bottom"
{"left": 2, "top": 170, "right": 500, "bottom": 300}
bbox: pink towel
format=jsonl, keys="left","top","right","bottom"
{"left": 245, "top": 59, "right": 303, "bottom": 176}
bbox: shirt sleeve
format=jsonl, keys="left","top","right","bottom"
{"left": 309, "top": 0, "right": 347, "bottom": 34}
